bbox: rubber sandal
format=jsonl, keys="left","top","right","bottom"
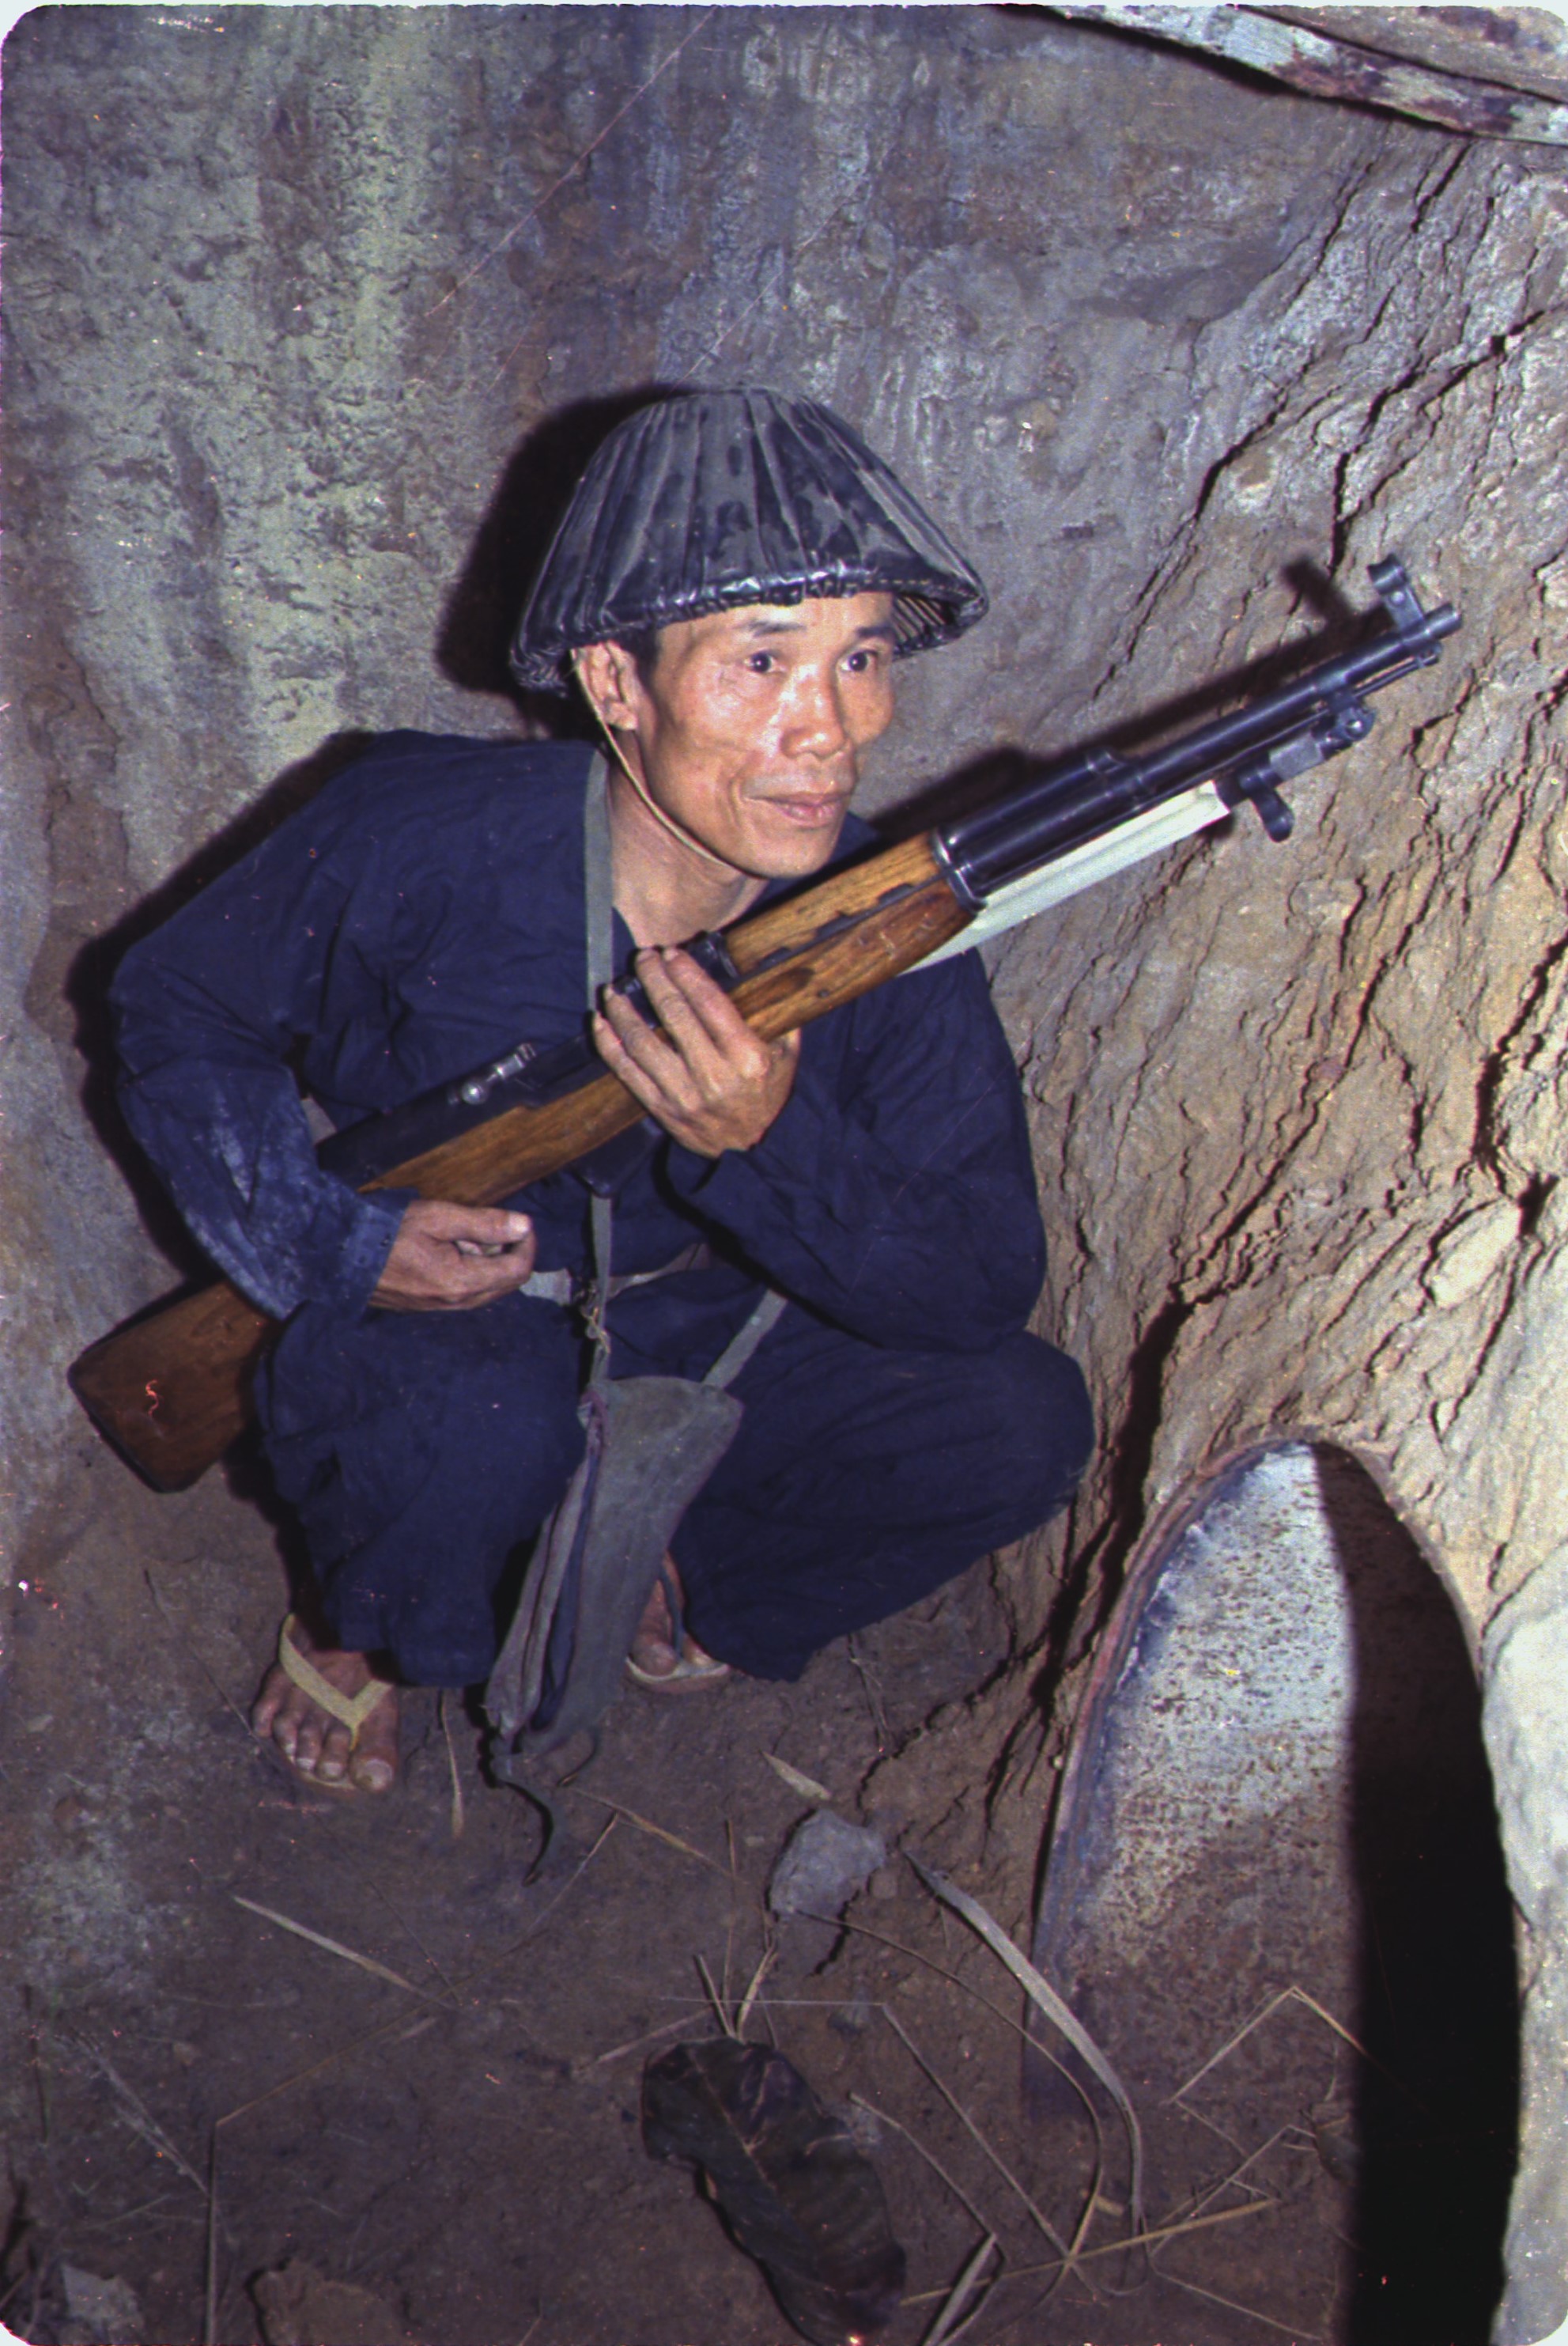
{"left": 625, "top": 1649, "right": 732, "bottom": 1693}
{"left": 625, "top": 1568, "right": 731, "bottom": 1694}
{"left": 271, "top": 1614, "right": 398, "bottom": 1791}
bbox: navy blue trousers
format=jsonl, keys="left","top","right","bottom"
{"left": 256, "top": 1292, "right": 1093, "bottom": 1687}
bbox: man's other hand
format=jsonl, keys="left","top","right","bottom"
{"left": 372, "top": 1201, "right": 537, "bottom": 1311}
{"left": 592, "top": 947, "right": 799, "bottom": 1158}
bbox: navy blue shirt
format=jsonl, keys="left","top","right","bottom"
{"left": 111, "top": 734, "right": 1045, "bottom": 1360}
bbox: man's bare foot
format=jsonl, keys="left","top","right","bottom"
{"left": 252, "top": 1616, "right": 400, "bottom": 1792}
{"left": 627, "top": 1558, "right": 731, "bottom": 1690}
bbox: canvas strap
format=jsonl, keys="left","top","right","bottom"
{"left": 582, "top": 756, "right": 617, "bottom": 1377}
{"left": 577, "top": 756, "right": 784, "bottom": 1387}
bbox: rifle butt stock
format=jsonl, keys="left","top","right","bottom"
{"left": 69, "top": 1280, "right": 276, "bottom": 1493}
{"left": 71, "top": 834, "right": 969, "bottom": 1489}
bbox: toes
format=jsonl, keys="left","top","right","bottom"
{"left": 251, "top": 1632, "right": 399, "bottom": 1794}
{"left": 251, "top": 1664, "right": 288, "bottom": 1739}
{"left": 349, "top": 1693, "right": 399, "bottom": 1793}
{"left": 313, "top": 1724, "right": 352, "bottom": 1783}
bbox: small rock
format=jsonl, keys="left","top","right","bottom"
{"left": 769, "top": 1811, "right": 887, "bottom": 1923}
{"left": 829, "top": 1996, "right": 876, "bottom": 2038}
{"left": 251, "top": 2259, "right": 421, "bottom": 2346}
{"left": 59, "top": 2265, "right": 144, "bottom": 2345}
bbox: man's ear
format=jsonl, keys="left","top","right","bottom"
{"left": 575, "top": 640, "right": 642, "bottom": 734}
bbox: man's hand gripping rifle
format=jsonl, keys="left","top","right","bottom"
{"left": 70, "top": 554, "right": 1460, "bottom": 1490}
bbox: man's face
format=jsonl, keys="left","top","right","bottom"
{"left": 600, "top": 592, "right": 898, "bottom": 882}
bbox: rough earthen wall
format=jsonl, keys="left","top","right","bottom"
{"left": 4, "top": 9, "right": 1566, "bottom": 2332}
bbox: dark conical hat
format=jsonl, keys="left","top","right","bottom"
{"left": 508, "top": 387, "right": 988, "bottom": 692}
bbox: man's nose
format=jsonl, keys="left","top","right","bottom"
{"left": 779, "top": 668, "right": 852, "bottom": 760}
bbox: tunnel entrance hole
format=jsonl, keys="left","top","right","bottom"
{"left": 1030, "top": 1441, "right": 1517, "bottom": 2343}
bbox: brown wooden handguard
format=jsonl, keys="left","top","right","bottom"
{"left": 69, "top": 833, "right": 971, "bottom": 1491}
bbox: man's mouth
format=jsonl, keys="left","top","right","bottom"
{"left": 749, "top": 787, "right": 853, "bottom": 827}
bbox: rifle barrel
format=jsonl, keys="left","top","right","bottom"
{"left": 940, "top": 598, "right": 1459, "bottom": 902}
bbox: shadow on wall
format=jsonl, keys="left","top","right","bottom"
{"left": 62, "top": 392, "right": 676, "bottom": 1278}
{"left": 436, "top": 384, "right": 676, "bottom": 717}
{"left": 1031, "top": 1441, "right": 1517, "bottom": 2342}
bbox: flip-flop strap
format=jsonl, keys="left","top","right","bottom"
{"left": 278, "top": 1615, "right": 393, "bottom": 1739}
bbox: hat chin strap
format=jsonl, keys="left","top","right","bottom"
{"left": 573, "top": 657, "right": 738, "bottom": 880}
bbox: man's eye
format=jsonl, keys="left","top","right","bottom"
{"left": 844, "top": 648, "right": 879, "bottom": 673}
{"left": 746, "top": 651, "right": 777, "bottom": 675}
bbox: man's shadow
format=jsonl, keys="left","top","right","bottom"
{"left": 64, "top": 388, "right": 674, "bottom": 1528}
{"left": 436, "top": 384, "right": 668, "bottom": 712}
{"left": 66, "top": 386, "right": 674, "bottom": 1280}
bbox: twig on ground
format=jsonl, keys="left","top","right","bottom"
{"left": 202, "top": 2131, "right": 219, "bottom": 2346}
{"left": 573, "top": 1792, "right": 726, "bottom": 1873}
{"left": 694, "top": 1954, "right": 739, "bottom": 2040}
{"left": 1162, "top": 2267, "right": 1323, "bottom": 2340}
{"left": 848, "top": 2095, "right": 994, "bottom": 2238}
{"left": 909, "top": 2199, "right": 1283, "bottom": 2346}
{"left": 66, "top": 2035, "right": 210, "bottom": 2203}
{"left": 216, "top": 1820, "right": 616, "bottom": 2132}
{"left": 439, "top": 1689, "right": 466, "bottom": 1841}
{"left": 73, "top": 2193, "right": 187, "bottom": 2234}
{"left": 352, "top": 1865, "right": 462, "bottom": 2006}
{"left": 572, "top": 2015, "right": 694, "bottom": 2076}
{"left": 722, "top": 1822, "right": 737, "bottom": 2013}
{"left": 765, "top": 1752, "right": 829, "bottom": 1804}
{"left": 921, "top": 2233, "right": 1000, "bottom": 2346}
{"left": 230, "top": 1895, "right": 436, "bottom": 2000}
{"left": 736, "top": 1943, "right": 775, "bottom": 2038}
{"left": 845, "top": 1634, "right": 893, "bottom": 1750}
{"left": 27, "top": 1984, "right": 60, "bottom": 2146}
{"left": 908, "top": 1856, "right": 1144, "bottom": 2238}
{"left": 879, "top": 2007, "right": 1086, "bottom": 2284}
{"left": 1175, "top": 2123, "right": 1302, "bottom": 2225}
{"left": 829, "top": 1909, "right": 1109, "bottom": 2156}
{"left": 1007, "top": 2195, "right": 1280, "bottom": 2279}
{"left": 1171, "top": 1982, "right": 1419, "bottom": 2113}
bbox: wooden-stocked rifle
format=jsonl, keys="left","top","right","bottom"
{"left": 70, "top": 555, "right": 1459, "bottom": 1491}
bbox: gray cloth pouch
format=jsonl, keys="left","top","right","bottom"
{"left": 483, "top": 1295, "right": 784, "bottom": 1847}
{"left": 487, "top": 1372, "right": 740, "bottom": 1761}
{"left": 483, "top": 756, "right": 785, "bottom": 1854}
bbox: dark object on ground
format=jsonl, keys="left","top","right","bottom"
{"left": 642, "top": 2038, "right": 906, "bottom": 2345}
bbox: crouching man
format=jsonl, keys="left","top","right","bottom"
{"left": 111, "top": 388, "right": 1093, "bottom": 1794}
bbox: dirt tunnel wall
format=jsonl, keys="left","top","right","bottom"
{"left": 4, "top": 7, "right": 1568, "bottom": 2337}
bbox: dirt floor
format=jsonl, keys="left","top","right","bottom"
{"left": 0, "top": 1419, "right": 1516, "bottom": 2346}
